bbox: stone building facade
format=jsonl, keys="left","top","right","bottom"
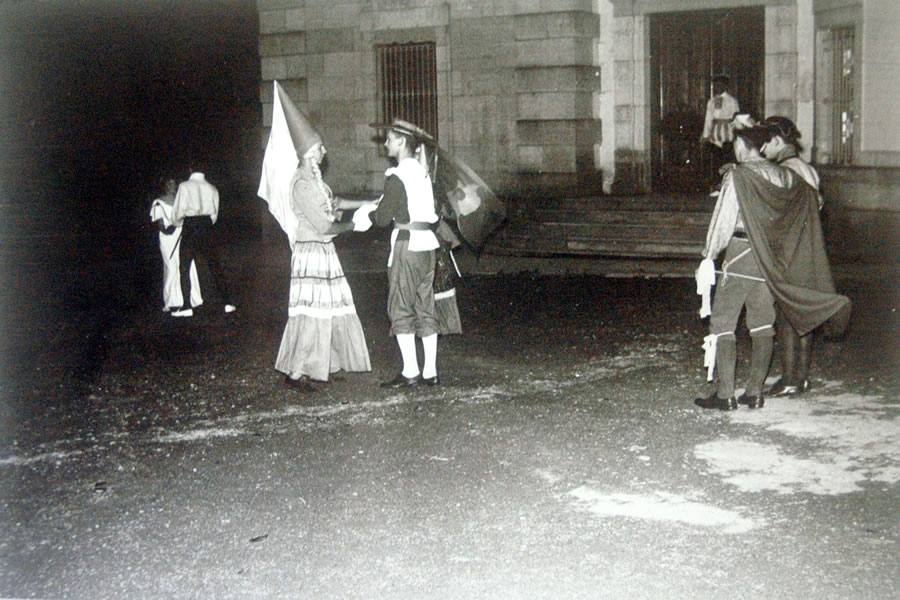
{"left": 257, "top": 0, "right": 898, "bottom": 263}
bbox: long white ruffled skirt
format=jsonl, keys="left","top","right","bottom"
{"left": 275, "top": 241, "right": 371, "bottom": 381}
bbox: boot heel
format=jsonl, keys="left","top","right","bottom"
{"left": 738, "top": 394, "right": 764, "bottom": 409}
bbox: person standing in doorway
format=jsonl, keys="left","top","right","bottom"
{"left": 701, "top": 74, "right": 741, "bottom": 186}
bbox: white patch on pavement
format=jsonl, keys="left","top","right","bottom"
{"left": 567, "top": 486, "right": 761, "bottom": 534}
{"left": 154, "top": 427, "right": 245, "bottom": 443}
{"left": 695, "top": 440, "right": 865, "bottom": 495}
{"left": 696, "top": 392, "right": 899, "bottom": 494}
{"left": 0, "top": 450, "right": 84, "bottom": 466}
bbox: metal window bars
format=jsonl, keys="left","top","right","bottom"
{"left": 376, "top": 42, "right": 438, "bottom": 140}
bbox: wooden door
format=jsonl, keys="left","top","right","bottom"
{"left": 650, "top": 7, "right": 764, "bottom": 192}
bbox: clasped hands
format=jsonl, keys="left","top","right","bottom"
{"left": 351, "top": 201, "right": 378, "bottom": 232}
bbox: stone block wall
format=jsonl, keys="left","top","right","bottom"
{"left": 257, "top": 0, "right": 603, "bottom": 200}
{"left": 765, "top": 4, "right": 799, "bottom": 120}
{"left": 512, "top": 8, "right": 603, "bottom": 196}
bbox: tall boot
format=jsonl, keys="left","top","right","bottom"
{"left": 796, "top": 332, "right": 814, "bottom": 392}
{"left": 746, "top": 335, "right": 774, "bottom": 397}
{"left": 770, "top": 322, "right": 800, "bottom": 396}
{"left": 778, "top": 323, "right": 797, "bottom": 386}
{"left": 695, "top": 334, "right": 738, "bottom": 410}
{"left": 715, "top": 335, "right": 737, "bottom": 400}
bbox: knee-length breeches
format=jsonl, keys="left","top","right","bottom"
{"left": 709, "top": 238, "right": 776, "bottom": 338}
{"left": 387, "top": 240, "right": 438, "bottom": 337}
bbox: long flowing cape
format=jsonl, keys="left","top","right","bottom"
{"left": 257, "top": 81, "right": 300, "bottom": 247}
{"left": 733, "top": 166, "right": 851, "bottom": 336}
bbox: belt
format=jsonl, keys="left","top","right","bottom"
{"left": 393, "top": 221, "right": 434, "bottom": 231}
{"left": 733, "top": 231, "right": 748, "bottom": 240}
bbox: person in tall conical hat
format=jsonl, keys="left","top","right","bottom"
{"left": 258, "top": 80, "right": 323, "bottom": 247}
{"left": 260, "top": 81, "right": 376, "bottom": 392}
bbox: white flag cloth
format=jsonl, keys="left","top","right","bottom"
{"left": 258, "top": 81, "right": 299, "bottom": 247}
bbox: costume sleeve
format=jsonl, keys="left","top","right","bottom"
{"left": 703, "top": 170, "right": 739, "bottom": 259}
{"left": 291, "top": 178, "right": 334, "bottom": 235}
{"left": 372, "top": 175, "right": 408, "bottom": 228}
{"left": 725, "top": 95, "right": 740, "bottom": 119}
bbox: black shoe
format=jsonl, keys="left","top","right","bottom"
{"left": 694, "top": 393, "right": 738, "bottom": 411}
{"left": 737, "top": 393, "right": 765, "bottom": 409}
{"left": 769, "top": 378, "right": 802, "bottom": 397}
{"left": 284, "top": 375, "right": 316, "bottom": 393}
{"left": 422, "top": 374, "right": 440, "bottom": 387}
{"left": 380, "top": 373, "right": 421, "bottom": 388}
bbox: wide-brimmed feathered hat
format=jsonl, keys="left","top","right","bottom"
{"left": 370, "top": 118, "right": 435, "bottom": 145}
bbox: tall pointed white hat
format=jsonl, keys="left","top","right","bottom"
{"left": 258, "top": 81, "right": 320, "bottom": 246}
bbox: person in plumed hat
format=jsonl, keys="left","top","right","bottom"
{"left": 694, "top": 118, "right": 849, "bottom": 411}
{"left": 260, "top": 81, "right": 373, "bottom": 392}
{"left": 364, "top": 119, "right": 442, "bottom": 388}
{"left": 758, "top": 116, "right": 825, "bottom": 398}
{"left": 695, "top": 122, "right": 780, "bottom": 410}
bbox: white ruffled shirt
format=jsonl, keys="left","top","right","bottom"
{"left": 384, "top": 158, "right": 439, "bottom": 264}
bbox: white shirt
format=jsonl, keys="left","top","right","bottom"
{"left": 173, "top": 173, "right": 219, "bottom": 225}
{"left": 702, "top": 92, "right": 740, "bottom": 147}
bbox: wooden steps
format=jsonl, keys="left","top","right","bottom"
{"left": 486, "top": 193, "right": 714, "bottom": 259}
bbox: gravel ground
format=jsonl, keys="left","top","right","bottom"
{"left": 0, "top": 230, "right": 898, "bottom": 599}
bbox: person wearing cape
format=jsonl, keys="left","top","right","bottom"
{"left": 258, "top": 81, "right": 373, "bottom": 392}
{"left": 149, "top": 176, "right": 202, "bottom": 312}
{"left": 694, "top": 120, "right": 850, "bottom": 411}
{"left": 758, "top": 115, "right": 824, "bottom": 398}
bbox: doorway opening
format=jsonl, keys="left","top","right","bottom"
{"left": 650, "top": 7, "right": 764, "bottom": 193}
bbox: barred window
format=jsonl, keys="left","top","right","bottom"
{"left": 376, "top": 42, "right": 438, "bottom": 140}
{"left": 831, "top": 26, "right": 855, "bottom": 165}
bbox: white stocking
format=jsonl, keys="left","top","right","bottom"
{"left": 397, "top": 333, "right": 419, "bottom": 378}
{"left": 421, "top": 334, "right": 438, "bottom": 379}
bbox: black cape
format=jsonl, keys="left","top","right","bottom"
{"left": 733, "top": 165, "right": 851, "bottom": 337}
